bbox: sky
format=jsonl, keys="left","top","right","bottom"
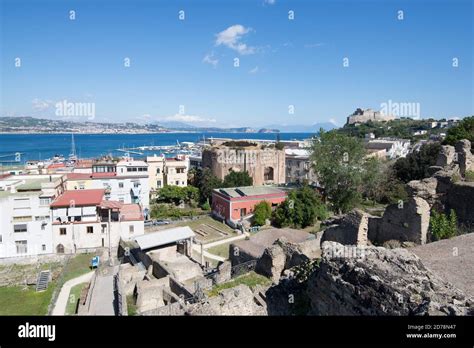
{"left": 0, "top": 0, "right": 473, "bottom": 128}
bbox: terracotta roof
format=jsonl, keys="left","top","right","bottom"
{"left": 99, "top": 200, "right": 123, "bottom": 210}
{"left": 120, "top": 204, "right": 143, "bottom": 221}
{"left": 47, "top": 163, "right": 66, "bottom": 169}
{"left": 50, "top": 189, "right": 105, "bottom": 208}
{"left": 91, "top": 172, "right": 116, "bottom": 178}
{"left": 74, "top": 160, "right": 94, "bottom": 168}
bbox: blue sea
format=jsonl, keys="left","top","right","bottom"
{"left": 0, "top": 132, "right": 315, "bottom": 163}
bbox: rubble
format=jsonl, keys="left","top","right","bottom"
{"left": 186, "top": 284, "right": 267, "bottom": 315}
{"left": 306, "top": 242, "right": 473, "bottom": 315}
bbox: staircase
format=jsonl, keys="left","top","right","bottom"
{"left": 36, "top": 270, "right": 51, "bottom": 292}
{"left": 253, "top": 285, "right": 268, "bottom": 310}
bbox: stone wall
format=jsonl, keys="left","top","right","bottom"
{"left": 202, "top": 145, "right": 285, "bottom": 185}
{"left": 445, "top": 182, "right": 474, "bottom": 226}
{"left": 320, "top": 209, "right": 369, "bottom": 246}
{"left": 368, "top": 197, "right": 430, "bottom": 245}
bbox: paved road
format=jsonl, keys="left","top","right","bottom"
{"left": 51, "top": 271, "right": 95, "bottom": 316}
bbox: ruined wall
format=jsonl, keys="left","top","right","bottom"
{"left": 368, "top": 197, "right": 430, "bottom": 245}
{"left": 445, "top": 182, "right": 474, "bottom": 226}
{"left": 320, "top": 209, "right": 369, "bottom": 246}
{"left": 202, "top": 146, "right": 285, "bottom": 185}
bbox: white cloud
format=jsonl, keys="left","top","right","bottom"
{"left": 249, "top": 66, "right": 259, "bottom": 74}
{"left": 329, "top": 117, "right": 339, "bottom": 126}
{"left": 215, "top": 25, "right": 255, "bottom": 55}
{"left": 304, "top": 43, "right": 324, "bottom": 48}
{"left": 203, "top": 53, "right": 219, "bottom": 67}
{"left": 32, "top": 98, "right": 54, "bottom": 111}
{"left": 160, "top": 114, "right": 217, "bottom": 124}
{"left": 264, "top": 0, "right": 276, "bottom": 4}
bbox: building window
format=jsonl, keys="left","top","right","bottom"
{"left": 56, "top": 244, "right": 64, "bottom": 254}
{"left": 14, "top": 224, "right": 27, "bottom": 233}
{"left": 15, "top": 240, "right": 27, "bottom": 254}
{"left": 176, "top": 168, "right": 185, "bottom": 174}
{"left": 175, "top": 180, "right": 179, "bottom": 185}
{"left": 60, "top": 228, "right": 67, "bottom": 235}
{"left": 157, "top": 180, "right": 162, "bottom": 188}
{"left": 87, "top": 226, "right": 94, "bottom": 234}
{"left": 133, "top": 182, "right": 140, "bottom": 188}
{"left": 0, "top": 235, "right": 2, "bottom": 243}
{"left": 42, "top": 244, "right": 46, "bottom": 251}
{"left": 119, "top": 182, "right": 124, "bottom": 188}
{"left": 129, "top": 225, "right": 134, "bottom": 233}
{"left": 101, "top": 224, "right": 107, "bottom": 233}
{"left": 156, "top": 168, "right": 160, "bottom": 174}
{"left": 39, "top": 197, "right": 50, "bottom": 206}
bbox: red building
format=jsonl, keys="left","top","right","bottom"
{"left": 212, "top": 186, "right": 287, "bottom": 226}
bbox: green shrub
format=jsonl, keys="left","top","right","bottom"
{"left": 430, "top": 209, "right": 458, "bottom": 241}
{"left": 252, "top": 201, "right": 272, "bottom": 226}
{"left": 465, "top": 170, "right": 474, "bottom": 182}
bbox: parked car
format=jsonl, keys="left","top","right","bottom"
{"left": 144, "top": 220, "right": 154, "bottom": 227}
{"left": 153, "top": 219, "right": 170, "bottom": 226}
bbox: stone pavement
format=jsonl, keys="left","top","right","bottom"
{"left": 52, "top": 271, "right": 95, "bottom": 315}
{"left": 87, "top": 265, "right": 119, "bottom": 315}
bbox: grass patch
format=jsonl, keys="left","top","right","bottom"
{"left": 465, "top": 170, "right": 474, "bottom": 182}
{"left": 65, "top": 282, "right": 87, "bottom": 315}
{"left": 207, "top": 271, "right": 271, "bottom": 297}
{"left": 206, "top": 243, "right": 231, "bottom": 259}
{"left": 62, "top": 253, "right": 94, "bottom": 282}
{"left": 0, "top": 284, "right": 55, "bottom": 315}
{"left": 126, "top": 294, "right": 137, "bottom": 316}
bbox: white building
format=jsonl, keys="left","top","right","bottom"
{"left": 285, "top": 149, "right": 318, "bottom": 185}
{"left": 365, "top": 138, "right": 411, "bottom": 159}
{"left": 0, "top": 174, "right": 65, "bottom": 258}
{"left": 50, "top": 189, "right": 144, "bottom": 254}
{"left": 65, "top": 159, "right": 150, "bottom": 209}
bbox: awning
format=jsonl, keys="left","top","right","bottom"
{"left": 134, "top": 226, "right": 195, "bottom": 250}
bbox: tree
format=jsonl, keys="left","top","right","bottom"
{"left": 361, "top": 158, "right": 408, "bottom": 205}
{"left": 443, "top": 116, "right": 474, "bottom": 146}
{"left": 252, "top": 201, "right": 272, "bottom": 226}
{"left": 310, "top": 131, "right": 366, "bottom": 214}
{"left": 272, "top": 186, "right": 327, "bottom": 228}
{"left": 189, "top": 168, "right": 223, "bottom": 204}
{"left": 393, "top": 142, "right": 441, "bottom": 183}
{"left": 223, "top": 170, "right": 253, "bottom": 187}
{"left": 156, "top": 185, "right": 199, "bottom": 206}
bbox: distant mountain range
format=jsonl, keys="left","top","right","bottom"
{"left": 262, "top": 122, "right": 338, "bottom": 133}
{"left": 0, "top": 116, "right": 337, "bottom": 134}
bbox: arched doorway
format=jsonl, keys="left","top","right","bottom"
{"left": 56, "top": 244, "right": 64, "bottom": 254}
{"left": 264, "top": 167, "right": 274, "bottom": 181}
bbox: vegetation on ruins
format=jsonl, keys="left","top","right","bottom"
{"left": 361, "top": 157, "right": 408, "bottom": 205}
{"left": 443, "top": 116, "right": 474, "bottom": 146}
{"left": 272, "top": 185, "right": 327, "bottom": 228}
{"left": 430, "top": 209, "right": 458, "bottom": 241}
{"left": 310, "top": 131, "right": 366, "bottom": 214}
{"left": 393, "top": 142, "right": 441, "bottom": 183}
{"left": 252, "top": 201, "right": 272, "bottom": 226}
{"left": 222, "top": 170, "right": 253, "bottom": 188}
